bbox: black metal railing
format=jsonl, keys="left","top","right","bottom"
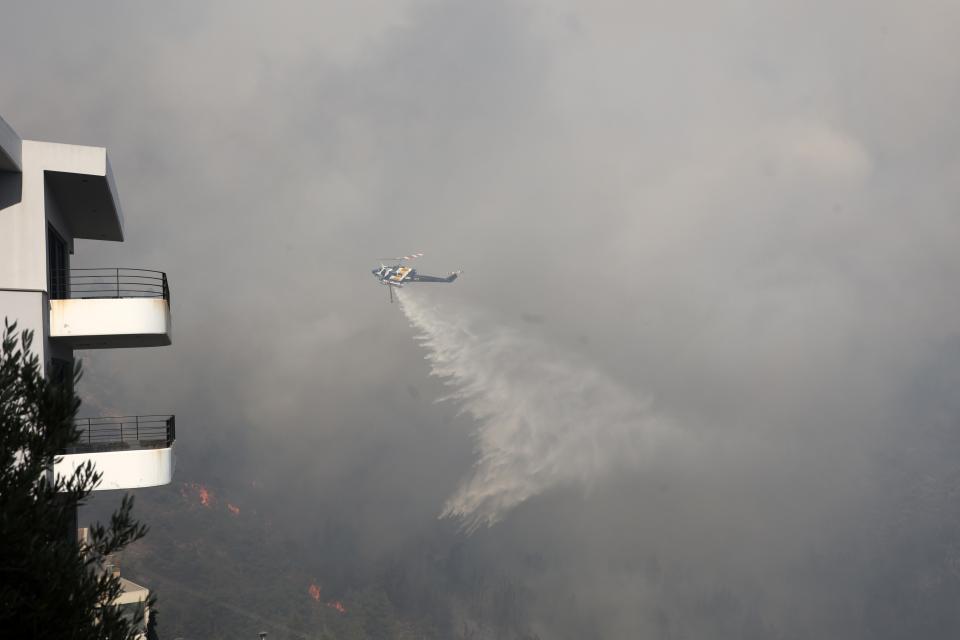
{"left": 49, "top": 268, "right": 169, "bottom": 301}
{"left": 64, "top": 415, "right": 176, "bottom": 453}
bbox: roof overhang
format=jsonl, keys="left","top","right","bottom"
{"left": 46, "top": 161, "right": 125, "bottom": 241}
{"left": 23, "top": 140, "right": 125, "bottom": 241}
{"left": 0, "top": 115, "right": 21, "bottom": 171}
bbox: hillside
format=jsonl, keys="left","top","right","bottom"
{"left": 91, "top": 480, "right": 542, "bottom": 640}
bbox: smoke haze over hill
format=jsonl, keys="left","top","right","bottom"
{"left": 3, "top": 0, "right": 960, "bottom": 637}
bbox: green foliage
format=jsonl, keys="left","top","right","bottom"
{"left": 0, "top": 321, "right": 152, "bottom": 639}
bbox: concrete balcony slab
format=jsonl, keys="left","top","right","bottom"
{"left": 56, "top": 415, "right": 176, "bottom": 491}
{"left": 50, "top": 297, "right": 172, "bottom": 348}
{"left": 55, "top": 446, "right": 175, "bottom": 491}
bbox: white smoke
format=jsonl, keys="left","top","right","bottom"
{"left": 398, "top": 291, "right": 676, "bottom": 531}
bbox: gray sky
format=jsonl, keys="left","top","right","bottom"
{"left": 3, "top": 1, "right": 960, "bottom": 636}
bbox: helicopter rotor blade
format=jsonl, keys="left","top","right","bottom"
{"left": 376, "top": 252, "right": 424, "bottom": 263}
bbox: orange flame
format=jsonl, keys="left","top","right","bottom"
{"left": 182, "top": 482, "right": 213, "bottom": 508}
{"left": 326, "top": 600, "right": 347, "bottom": 614}
{"left": 227, "top": 503, "right": 240, "bottom": 516}
{"left": 308, "top": 584, "right": 321, "bottom": 601}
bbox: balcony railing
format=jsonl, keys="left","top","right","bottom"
{"left": 63, "top": 415, "right": 176, "bottom": 453}
{"left": 49, "top": 268, "right": 169, "bottom": 301}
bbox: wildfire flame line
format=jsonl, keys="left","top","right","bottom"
{"left": 182, "top": 482, "right": 213, "bottom": 507}
{"left": 307, "top": 584, "right": 347, "bottom": 614}
{"left": 182, "top": 482, "right": 243, "bottom": 516}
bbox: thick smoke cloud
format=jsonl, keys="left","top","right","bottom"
{"left": 2, "top": 0, "right": 960, "bottom": 637}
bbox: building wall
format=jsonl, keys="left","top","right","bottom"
{"left": 1, "top": 138, "right": 120, "bottom": 369}
{"left": 0, "top": 289, "right": 46, "bottom": 363}
{"left": 0, "top": 146, "right": 45, "bottom": 293}
{"left": 1, "top": 139, "right": 118, "bottom": 295}
{"left": 2, "top": 116, "right": 173, "bottom": 503}
{"left": 0, "top": 196, "right": 39, "bottom": 292}
{"left": 0, "top": 118, "right": 26, "bottom": 295}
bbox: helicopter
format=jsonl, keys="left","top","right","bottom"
{"left": 372, "top": 252, "right": 461, "bottom": 303}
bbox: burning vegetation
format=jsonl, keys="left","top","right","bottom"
{"left": 181, "top": 482, "right": 213, "bottom": 507}
{"left": 118, "top": 481, "right": 537, "bottom": 639}
{"left": 307, "top": 583, "right": 348, "bottom": 614}
{"left": 181, "top": 482, "right": 244, "bottom": 518}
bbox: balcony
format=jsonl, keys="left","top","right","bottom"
{"left": 55, "top": 415, "right": 176, "bottom": 491}
{"left": 49, "top": 268, "right": 172, "bottom": 348}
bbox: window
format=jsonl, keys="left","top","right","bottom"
{"left": 47, "top": 225, "right": 69, "bottom": 299}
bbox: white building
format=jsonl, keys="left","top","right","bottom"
{"left": 1, "top": 113, "right": 173, "bottom": 636}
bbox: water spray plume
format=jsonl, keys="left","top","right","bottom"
{"left": 398, "top": 291, "right": 675, "bottom": 532}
